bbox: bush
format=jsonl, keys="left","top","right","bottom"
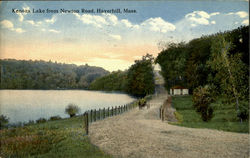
{"left": 237, "top": 101, "right": 249, "bottom": 121}
{"left": 65, "top": 104, "right": 80, "bottom": 118}
{"left": 0, "top": 115, "right": 9, "bottom": 129}
{"left": 174, "top": 111, "right": 183, "bottom": 123}
{"left": 36, "top": 118, "right": 47, "bottom": 124}
{"left": 192, "top": 86, "right": 215, "bottom": 122}
{"left": 49, "top": 115, "right": 62, "bottom": 121}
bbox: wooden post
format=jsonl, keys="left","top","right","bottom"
{"left": 84, "top": 112, "right": 89, "bottom": 135}
{"left": 159, "top": 107, "right": 161, "bottom": 119}
{"left": 90, "top": 110, "right": 93, "bottom": 122}
{"left": 112, "top": 107, "right": 113, "bottom": 116}
{"left": 94, "top": 109, "right": 96, "bottom": 122}
{"left": 161, "top": 108, "right": 164, "bottom": 121}
{"left": 115, "top": 106, "right": 117, "bottom": 115}
{"left": 99, "top": 108, "right": 101, "bottom": 120}
{"left": 103, "top": 108, "right": 105, "bottom": 119}
{"left": 107, "top": 107, "right": 110, "bottom": 117}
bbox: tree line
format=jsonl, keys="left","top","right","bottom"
{"left": 0, "top": 59, "right": 109, "bottom": 89}
{"left": 156, "top": 26, "right": 249, "bottom": 121}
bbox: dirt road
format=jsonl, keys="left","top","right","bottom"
{"left": 89, "top": 93, "right": 249, "bottom": 158}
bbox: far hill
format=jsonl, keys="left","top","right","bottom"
{"left": 0, "top": 59, "right": 109, "bottom": 89}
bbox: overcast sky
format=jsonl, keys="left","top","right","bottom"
{"left": 0, "top": 1, "right": 248, "bottom": 71}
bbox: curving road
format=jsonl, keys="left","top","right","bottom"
{"left": 88, "top": 66, "right": 249, "bottom": 158}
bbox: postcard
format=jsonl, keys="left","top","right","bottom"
{"left": 0, "top": 0, "right": 249, "bottom": 158}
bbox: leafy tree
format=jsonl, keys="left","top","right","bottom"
{"left": 126, "top": 54, "right": 155, "bottom": 97}
{"left": 65, "top": 103, "right": 80, "bottom": 118}
{"left": 89, "top": 70, "right": 128, "bottom": 92}
{"left": 192, "top": 86, "right": 214, "bottom": 122}
{"left": 156, "top": 42, "right": 188, "bottom": 89}
{"left": 0, "top": 115, "right": 9, "bottom": 129}
{"left": 207, "top": 35, "right": 248, "bottom": 121}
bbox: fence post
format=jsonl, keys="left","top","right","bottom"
{"left": 112, "top": 106, "right": 113, "bottom": 116}
{"left": 103, "top": 108, "right": 105, "bottom": 119}
{"left": 107, "top": 107, "right": 110, "bottom": 117}
{"left": 84, "top": 112, "right": 89, "bottom": 135}
{"left": 94, "top": 109, "right": 96, "bottom": 122}
{"left": 99, "top": 108, "right": 101, "bottom": 120}
{"left": 161, "top": 108, "right": 164, "bottom": 121}
{"left": 90, "top": 110, "right": 93, "bottom": 122}
{"left": 115, "top": 106, "right": 117, "bottom": 115}
{"left": 159, "top": 107, "right": 161, "bottom": 119}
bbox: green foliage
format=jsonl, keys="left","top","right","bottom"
{"left": 65, "top": 104, "right": 80, "bottom": 118}
{"left": 237, "top": 101, "right": 249, "bottom": 121}
{"left": 0, "top": 115, "right": 9, "bottom": 129}
{"left": 156, "top": 26, "right": 249, "bottom": 94}
{"left": 36, "top": 118, "right": 47, "bottom": 124}
{"left": 0, "top": 59, "right": 109, "bottom": 89}
{"left": 171, "top": 96, "right": 249, "bottom": 133}
{"left": 192, "top": 86, "right": 215, "bottom": 122}
{"left": 138, "top": 98, "right": 146, "bottom": 108}
{"left": 126, "top": 54, "right": 155, "bottom": 97}
{"left": 207, "top": 35, "right": 248, "bottom": 111}
{"left": 49, "top": 116, "right": 62, "bottom": 121}
{"left": 0, "top": 116, "right": 111, "bottom": 158}
{"left": 89, "top": 70, "right": 128, "bottom": 92}
{"left": 155, "top": 42, "right": 188, "bottom": 89}
{"left": 174, "top": 111, "right": 183, "bottom": 123}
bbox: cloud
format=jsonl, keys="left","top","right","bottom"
{"left": 185, "top": 11, "right": 211, "bottom": 25}
{"left": 48, "top": 29, "right": 60, "bottom": 33}
{"left": 104, "top": 13, "right": 118, "bottom": 25}
{"left": 14, "top": 6, "right": 30, "bottom": 22}
{"left": 15, "top": 28, "right": 25, "bottom": 33}
{"left": 17, "top": 13, "right": 24, "bottom": 22}
{"left": 45, "top": 16, "right": 56, "bottom": 24}
{"left": 121, "top": 19, "right": 139, "bottom": 29}
{"left": 242, "top": 19, "right": 249, "bottom": 25}
{"left": 236, "top": 11, "right": 248, "bottom": 18}
{"left": 210, "top": 12, "right": 220, "bottom": 16}
{"left": 73, "top": 13, "right": 107, "bottom": 28}
{"left": 0, "top": 20, "right": 25, "bottom": 33}
{"left": 109, "top": 34, "right": 122, "bottom": 40}
{"left": 0, "top": 20, "right": 14, "bottom": 29}
{"left": 26, "top": 20, "right": 43, "bottom": 27}
{"left": 211, "top": 21, "right": 216, "bottom": 24}
{"left": 141, "top": 17, "right": 175, "bottom": 33}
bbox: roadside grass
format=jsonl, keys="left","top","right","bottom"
{"left": 0, "top": 116, "right": 112, "bottom": 158}
{"left": 171, "top": 95, "right": 249, "bottom": 133}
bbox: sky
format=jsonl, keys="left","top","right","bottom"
{"left": 0, "top": 1, "right": 249, "bottom": 71}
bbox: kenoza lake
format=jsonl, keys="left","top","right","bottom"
{"left": 0, "top": 90, "right": 135, "bottom": 124}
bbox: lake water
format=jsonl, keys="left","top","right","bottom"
{"left": 0, "top": 90, "right": 135, "bottom": 124}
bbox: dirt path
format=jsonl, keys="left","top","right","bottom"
{"left": 89, "top": 93, "right": 249, "bottom": 158}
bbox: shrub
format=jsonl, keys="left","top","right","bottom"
{"left": 0, "top": 115, "right": 9, "bottom": 129}
{"left": 49, "top": 115, "right": 62, "bottom": 121}
{"left": 192, "top": 86, "right": 215, "bottom": 122}
{"left": 36, "top": 118, "right": 47, "bottom": 124}
{"left": 237, "top": 101, "right": 249, "bottom": 121}
{"left": 174, "top": 111, "right": 183, "bottom": 123}
{"left": 65, "top": 104, "right": 80, "bottom": 118}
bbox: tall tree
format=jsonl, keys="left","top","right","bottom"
{"left": 207, "top": 35, "right": 248, "bottom": 121}
{"left": 126, "top": 54, "right": 155, "bottom": 97}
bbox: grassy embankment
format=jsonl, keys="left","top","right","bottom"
{"left": 0, "top": 116, "right": 111, "bottom": 158}
{"left": 171, "top": 95, "right": 249, "bottom": 133}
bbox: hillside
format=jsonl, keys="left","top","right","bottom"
{"left": 0, "top": 59, "right": 109, "bottom": 89}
